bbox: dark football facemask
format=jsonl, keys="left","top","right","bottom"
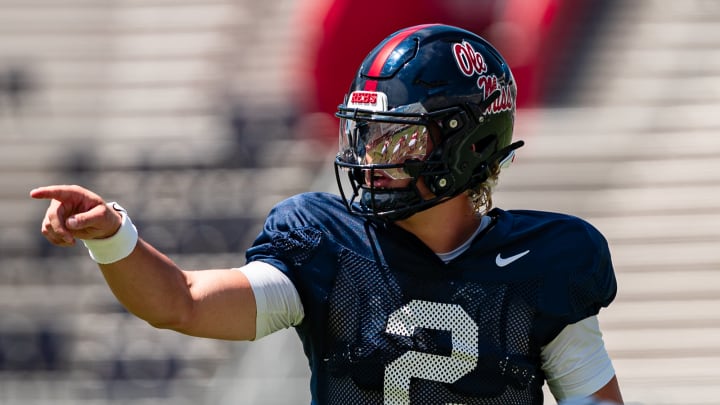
{"left": 335, "top": 101, "right": 440, "bottom": 221}
{"left": 334, "top": 92, "right": 523, "bottom": 221}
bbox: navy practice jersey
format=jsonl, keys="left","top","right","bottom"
{"left": 245, "top": 192, "right": 617, "bottom": 405}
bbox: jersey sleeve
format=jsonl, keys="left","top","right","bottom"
{"left": 536, "top": 217, "right": 618, "bottom": 345}
{"left": 243, "top": 193, "right": 355, "bottom": 369}
{"left": 245, "top": 194, "right": 327, "bottom": 279}
{"left": 566, "top": 220, "right": 617, "bottom": 321}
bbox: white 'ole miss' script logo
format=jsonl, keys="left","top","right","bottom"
{"left": 451, "top": 40, "right": 514, "bottom": 114}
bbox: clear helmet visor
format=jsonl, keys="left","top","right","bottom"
{"left": 338, "top": 119, "right": 430, "bottom": 179}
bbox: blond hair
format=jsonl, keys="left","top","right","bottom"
{"left": 466, "top": 164, "right": 500, "bottom": 216}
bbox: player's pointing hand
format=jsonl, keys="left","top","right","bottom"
{"left": 30, "top": 185, "right": 122, "bottom": 246}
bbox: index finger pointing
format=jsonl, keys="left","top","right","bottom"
{"left": 30, "top": 185, "right": 98, "bottom": 202}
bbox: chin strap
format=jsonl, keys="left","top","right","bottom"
{"left": 470, "top": 140, "right": 525, "bottom": 185}
{"left": 492, "top": 140, "right": 525, "bottom": 169}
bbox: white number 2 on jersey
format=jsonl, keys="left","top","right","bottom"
{"left": 384, "top": 300, "right": 479, "bottom": 405}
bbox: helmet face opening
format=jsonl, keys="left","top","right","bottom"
{"left": 334, "top": 96, "right": 448, "bottom": 221}
{"left": 334, "top": 24, "right": 521, "bottom": 221}
{"left": 337, "top": 98, "right": 432, "bottom": 180}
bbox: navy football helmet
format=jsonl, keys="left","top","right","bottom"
{"left": 334, "top": 24, "right": 523, "bottom": 221}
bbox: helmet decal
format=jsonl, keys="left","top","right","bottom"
{"left": 363, "top": 24, "right": 436, "bottom": 91}
{"left": 477, "top": 75, "right": 515, "bottom": 113}
{"left": 452, "top": 40, "right": 514, "bottom": 114}
{"left": 348, "top": 91, "right": 388, "bottom": 112}
{"left": 452, "top": 41, "right": 488, "bottom": 77}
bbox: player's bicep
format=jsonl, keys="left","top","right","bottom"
{"left": 589, "top": 375, "right": 623, "bottom": 403}
{"left": 178, "top": 266, "right": 259, "bottom": 341}
{"left": 178, "top": 261, "right": 304, "bottom": 341}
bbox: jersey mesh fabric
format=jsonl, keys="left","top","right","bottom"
{"left": 245, "top": 192, "right": 617, "bottom": 405}
{"left": 324, "top": 246, "right": 543, "bottom": 404}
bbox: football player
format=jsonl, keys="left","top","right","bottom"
{"left": 31, "top": 24, "right": 623, "bottom": 404}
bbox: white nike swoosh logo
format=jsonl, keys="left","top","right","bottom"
{"left": 495, "top": 250, "right": 530, "bottom": 267}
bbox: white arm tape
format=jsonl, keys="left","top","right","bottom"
{"left": 81, "top": 202, "right": 139, "bottom": 264}
{"left": 541, "top": 315, "right": 616, "bottom": 401}
{"left": 237, "top": 261, "right": 304, "bottom": 340}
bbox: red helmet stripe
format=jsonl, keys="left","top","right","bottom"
{"left": 364, "top": 24, "right": 436, "bottom": 91}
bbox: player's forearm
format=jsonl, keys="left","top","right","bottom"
{"left": 98, "top": 238, "right": 194, "bottom": 330}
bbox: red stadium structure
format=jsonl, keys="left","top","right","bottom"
{"left": 292, "top": 0, "right": 596, "bottom": 141}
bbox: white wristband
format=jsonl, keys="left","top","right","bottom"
{"left": 82, "top": 202, "right": 139, "bottom": 264}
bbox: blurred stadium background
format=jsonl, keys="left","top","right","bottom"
{"left": 0, "top": 0, "right": 719, "bottom": 404}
